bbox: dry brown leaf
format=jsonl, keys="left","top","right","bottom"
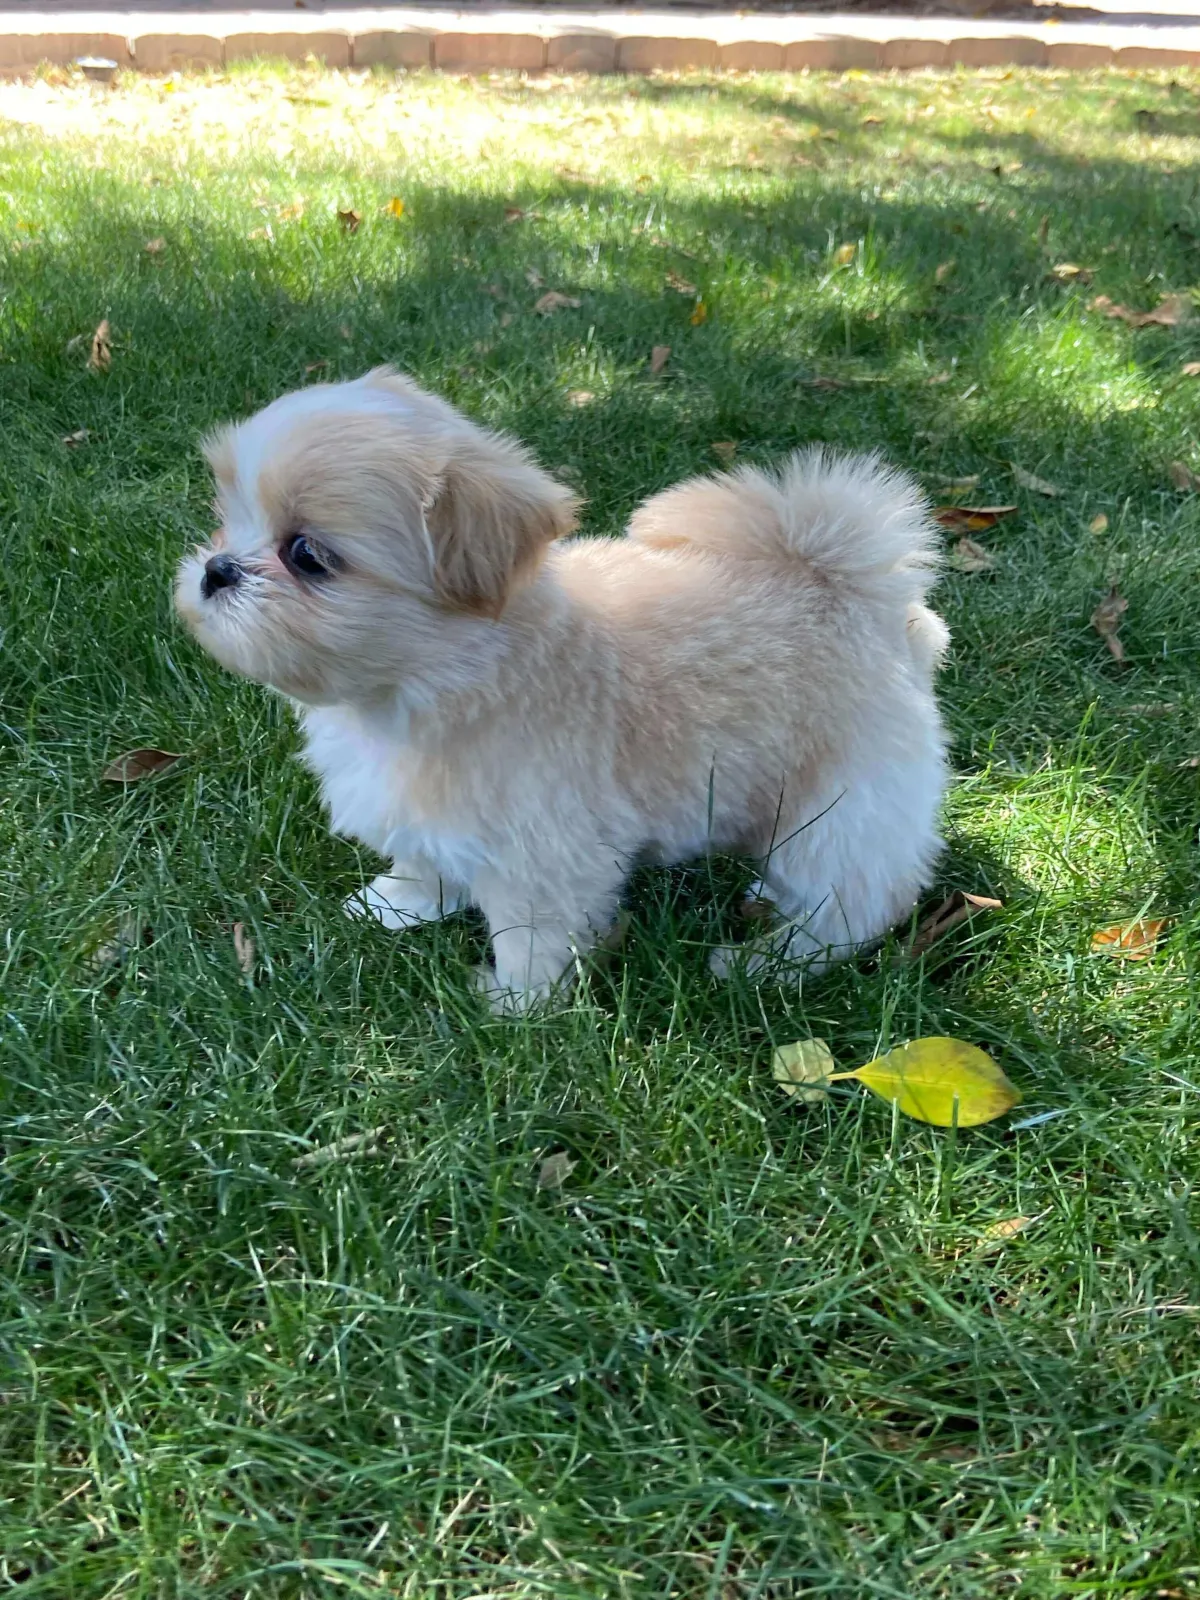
{"left": 293, "top": 1127, "right": 386, "bottom": 1171}
{"left": 690, "top": 300, "right": 709, "bottom": 326}
{"left": 1182, "top": 361, "right": 1200, "bottom": 377}
{"left": 337, "top": 208, "right": 361, "bottom": 233}
{"left": 62, "top": 428, "right": 90, "bottom": 447}
{"left": 566, "top": 389, "right": 595, "bottom": 408}
{"left": 90, "top": 911, "right": 145, "bottom": 972}
{"left": 1091, "top": 918, "right": 1166, "bottom": 960}
{"left": 1168, "top": 460, "right": 1200, "bottom": 491}
{"left": 1089, "top": 512, "right": 1109, "bottom": 534}
{"left": 802, "top": 375, "right": 851, "bottom": 391}
{"left": 232, "top": 922, "right": 256, "bottom": 977}
{"left": 861, "top": 115, "right": 883, "bottom": 127}
{"left": 979, "top": 1215, "right": 1036, "bottom": 1247}
{"left": 1120, "top": 702, "right": 1175, "bottom": 717}
{"left": 926, "top": 371, "right": 952, "bottom": 385}
{"left": 935, "top": 259, "right": 955, "bottom": 285}
{"left": 949, "top": 537, "right": 996, "bottom": 574}
{"left": 278, "top": 199, "right": 306, "bottom": 220}
{"left": 1050, "top": 262, "right": 1092, "bottom": 283}
{"left": 88, "top": 319, "right": 112, "bottom": 373}
{"left": 537, "top": 1151, "right": 577, "bottom": 1190}
{"left": 1012, "top": 464, "right": 1060, "bottom": 497}
{"left": 833, "top": 243, "right": 856, "bottom": 265}
{"left": 143, "top": 237, "right": 166, "bottom": 256}
{"left": 1090, "top": 293, "right": 1192, "bottom": 328}
{"left": 100, "top": 748, "right": 183, "bottom": 783}
{"left": 1090, "top": 584, "right": 1128, "bottom": 662}
{"left": 711, "top": 441, "right": 737, "bottom": 466}
{"left": 247, "top": 225, "right": 274, "bottom": 243}
{"left": 936, "top": 474, "right": 980, "bottom": 490}
{"left": 304, "top": 361, "right": 328, "bottom": 377}
{"left": 666, "top": 270, "right": 698, "bottom": 296}
{"left": 649, "top": 344, "right": 671, "bottom": 375}
{"left": 905, "top": 890, "right": 1003, "bottom": 958}
{"left": 534, "top": 291, "right": 581, "bottom": 315}
{"left": 933, "top": 505, "right": 1017, "bottom": 534}
{"left": 504, "top": 205, "right": 524, "bottom": 222}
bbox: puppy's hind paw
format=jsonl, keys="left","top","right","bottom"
{"left": 471, "top": 964, "right": 553, "bottom": 1017}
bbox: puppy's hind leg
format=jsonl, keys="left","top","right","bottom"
{"left": 344, "top": 858, "right": 468, "bottom": 931}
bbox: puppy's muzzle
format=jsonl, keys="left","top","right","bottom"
{"left": 202, "top": 553, "right": 243, "bottom": 598}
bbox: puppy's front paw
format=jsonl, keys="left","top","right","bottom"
{"left": 471, "top": 964, "right": 552, "bottom": 1016}
{"left": 344, "top": 874, "right": 442, "bottom": 931}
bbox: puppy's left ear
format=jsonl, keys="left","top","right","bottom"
{"left": 425, "top": 435, "right": 578, "bottom": 618}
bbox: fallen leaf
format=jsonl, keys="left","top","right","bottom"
{"left": 90, "top": 910, "right": 145, "bottom": 972}
{"left": 1011, "top": 463, "right": 1060, "bottom": 496}
{"left": 1091, "top": 584, "right": 1128, "bottom": 662}
{"left": 247, "top": 225, "right": 273, "bottom": 242}
{"left": 503, "top": 205, "right": 524, "bottom": 222}
{"left": 689, "top": 300, "right": 709, "bottom": 326}
{"left": 666, "top": 270, "right": 698, "bottom": 296}
{"left": 649, "top": 343, "right": 671, "bottom": 375}
{"left": 1090, "top": 293, "right": 1192, "bottom": 328}
{"left": 278, "top": 199, "right": 306, "bottom": 220}
{"left": 337, "top": 207, "right": 361, "bottom": 233}
{"left": 1120, "top": 702, "right": 1175, "bottom": 716}
{"left": 926, "top": 371, "right": 952, "bottom": 385}
{"left": 935, "top": 259, "right": 955, "bottom": 284}
{"left": 801, "top": 375, "right": 851, "bottom": 391}
{"left": 772, "top": 1038, "right": 835, "bottom": 1105}
{"left": 1089, "top": 512, "right": 1109, "bottom": 534}
{"left": 1037, "top": 213, "right": 1049, "bottom": 244}
{"left": 861, "top": 115, "right": 883, "bottom": 127}
{"left": 293, "top": 1127, "right": 386, "bottom": 1171}
{"left": 499, "top": 311, "right": 515, "bottom": 328}
{"left": 1091, "top": 918, "right": 1166, "bottom": 960}
{"left": 711, "top": 441, "right": 737, "bottom": 465}
{"left": 834, "top": 242, "right": 856, "bottom": 265}
{"left": 385, "top": 196, "right": 405, "bottom": 218}
{"left": 1182, "top": 361, "right": 1200, "bottom": 376}
{"left": 88, "top": 319, "right": 112, "bottom": 373}
{"left": 949, "top": 537, "right": 996, "bottom": 574}
{"left": 304, "top": 360, "right": 328, "bottom": 375}
{"left": 936, "top": 474, "right": 980, "bottom": 490}
{"left": 1169, "top": 460, "right": 1200, "bottom": 491}
{"left": 537, "top": 1151, "right": 577, "bottom": 1190}
{"left": 835, "top": 1037, "right": 1021, "bottom": 1128}
{"left": 534, "top": 291, "right": 581, "bottom": 315}
{"left": 566, "top": 389, "right": 595, "bottom": 408}
{"left": 524, "top": 266, "right": 544, "bottom": 288}
{"left": 1050, "top": 261, "right": 1092, "bottom": 283}
{"left": 100, "top": 748, "right": 183, "bottom": 783}
{"left": 979, "top": 1215, "right": 1035, "bottom": 1246}
{"left": 143, "top": 237, "right": 166, "bottom": 256}
{"left": 232, "top": 922, "right": 256, "bottom": 977}
{"left": 62, "top": 428, "right": 90, "bottom": 447}
{"left": 906, "top": 890, "right": 1003, "bottom": 958}
{"left": 933, "top": 505, "right": 1017, "bottom": 534}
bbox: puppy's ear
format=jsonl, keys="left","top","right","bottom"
{"left": 425, "top": 435, "right": 578, "bottom": 618}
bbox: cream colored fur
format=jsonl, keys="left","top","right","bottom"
{"left": 176, "top": 367, "right": 949, "bottom": 1010}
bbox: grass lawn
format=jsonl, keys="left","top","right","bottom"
{"left": 4, "top": 58, "right": 1200, "bottom": 1598}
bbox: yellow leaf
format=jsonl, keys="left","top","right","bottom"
{"left": 979, "top": 1215, "right": 1035, "bottom": 1246}
{"left": 836, "top": 1037, "right": 1021, "bottom": 1127}
{"left": 1089, "top": 512, "right": 1109, "bottom": 534}
{"left": 690, "top": 299, "right": 709, "bottom": 326}
{"left": 1091, "top": 918, "right": 1166, "bottom": 960}
{"left": 834, "top": 243, "right": 856, "bottom": 265}
{"left": 772, "top": 1038, "right": 835, "bottom": 1104}
{"left": 711, "top": 440, "right": 737, "bottom": 466}
{"left": 385, "top": 196, "right": 405, "bottom": 218}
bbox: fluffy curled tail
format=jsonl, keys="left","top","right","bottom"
{"left": 626, "top": 447, "right": 947, "bottom": 671}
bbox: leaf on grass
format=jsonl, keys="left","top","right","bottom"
{"left": 62, "top": 428, "right": 90, "bottom": 447}
{"left": 838, "top": 1038, "right": 1022, "bottom": 1128}
{"left": 1090, "top": 293, "right": 1192, "bottom": 328}
{"left": 1091, "top": 918, "right": 1166, "bottom": 960}
{"left": 979, "top": 1215, "right": 1036, "bottom": 1247}
{"left": 143, "top": 236, "right": 166, "bottom": 256}
{"left": 385, "top": 196, "right": 405, "bottom": 218}
{"left": 649, "top": 344, "right": 671, "bottom": 375}
{"left": 537, "top": 1151, "right": 577, "bottom": 1190}
{"left": 90, "top": 911, "right": 145, "bottom": 972}
{"left": 1168, "top": 460, "right": 1200, "bottom": 491}
{"left": 905, "top": 890, "right": 1003, "bottom": 958}
{"left": 801, "top": 375, "right": 851, "bottom": 391}
{"left": 936, "top": 474, "right": 980, "bottom": 490}
{"left": 101, "top": 748, "right": 183, "bottom": 783}
{"left": 337, "top": 207, "right": 361, "bottom": 233}
{"left": 304, "top": 360, "right": 328, "bottom": 376}
{"left": 566, "top": 389, "right": 595, "bottom": 408}
{"left": 1182, "top": 361, "right": 1200, "bottom": 377}
{"left": 862, "top": 115, "right": 883, "bottom": 128}
{"left": 248, "top": 224, "right": 274, "bottom": 243}
{"left": 232, "top": 922, "right": 256, "bottom": 977}
{"left": 534, "top": 291, "right": 581, "bottom": 315}
{"left": 666, "top": 270, "right": 698, "bottom": 295}
{"left": 278, "top": 199, "right": 306, "bottom": 220}
{"left": 933, "top": 505, "right": 1017, "bottom": 534}
{"left": 1011, "top": 463, "right": 1060, "bottom": 496}
{"left": 772, "top": 1038, "right": 835, "bottom": 1105}
{"left": 88, "top": 319, "right": 112, "bottom": 373}
{"left": 503, "top": 205, "right": 524, "bottom": 222}
{"left": 833, "top": 243, "right": 856, "bottom": 265}
{"left": 293, "top": 1127, "right": 386, "bottom": 1171}
{"left": 949, "top": 537, "right": 996, "bottom": 574}
{"left": 1050, "top": 262, "right": 1092, "bottom": 283}
{"left": 1089, "top": 512, "right": 1109, "bottom": 534}
{"left": 689, "top": 299, "right": 709, "bottom": 326}
{"left": 935, "top": 259, "right": 955, "bottom": 285}
{"left": 1090, "top": 584, "right": 1128, "bottom": 662}
{"left": 711, "top": 441, "right": 737, "bottom": 465}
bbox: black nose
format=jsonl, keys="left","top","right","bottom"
{"left": 202, "top": 553, "right": 242, "bottom": 598}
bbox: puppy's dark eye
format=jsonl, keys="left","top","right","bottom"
{"left": 282, "top": 533, "right": 330, "bottom": 579}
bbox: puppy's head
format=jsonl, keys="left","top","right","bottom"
{"left": 174, "top": 368, "right": 577, "bottom": 704}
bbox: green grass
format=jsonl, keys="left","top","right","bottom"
{"left": 4, "top": 59, "right": 1200, "bottom": 1598}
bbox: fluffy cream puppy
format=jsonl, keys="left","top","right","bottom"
{"left": 176, "top": 367, "right": 949, "bottom": 1010}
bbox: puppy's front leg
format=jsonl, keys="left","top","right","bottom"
{"left": 344, "top": 859, "right": 467, "bottom": 931}
{"left": 473, "top": 868, "right": 621, "bottom": 1014}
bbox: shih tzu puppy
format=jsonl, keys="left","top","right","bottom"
{"left": 176, "top": 367, "right": 949, "bottom": 1010}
